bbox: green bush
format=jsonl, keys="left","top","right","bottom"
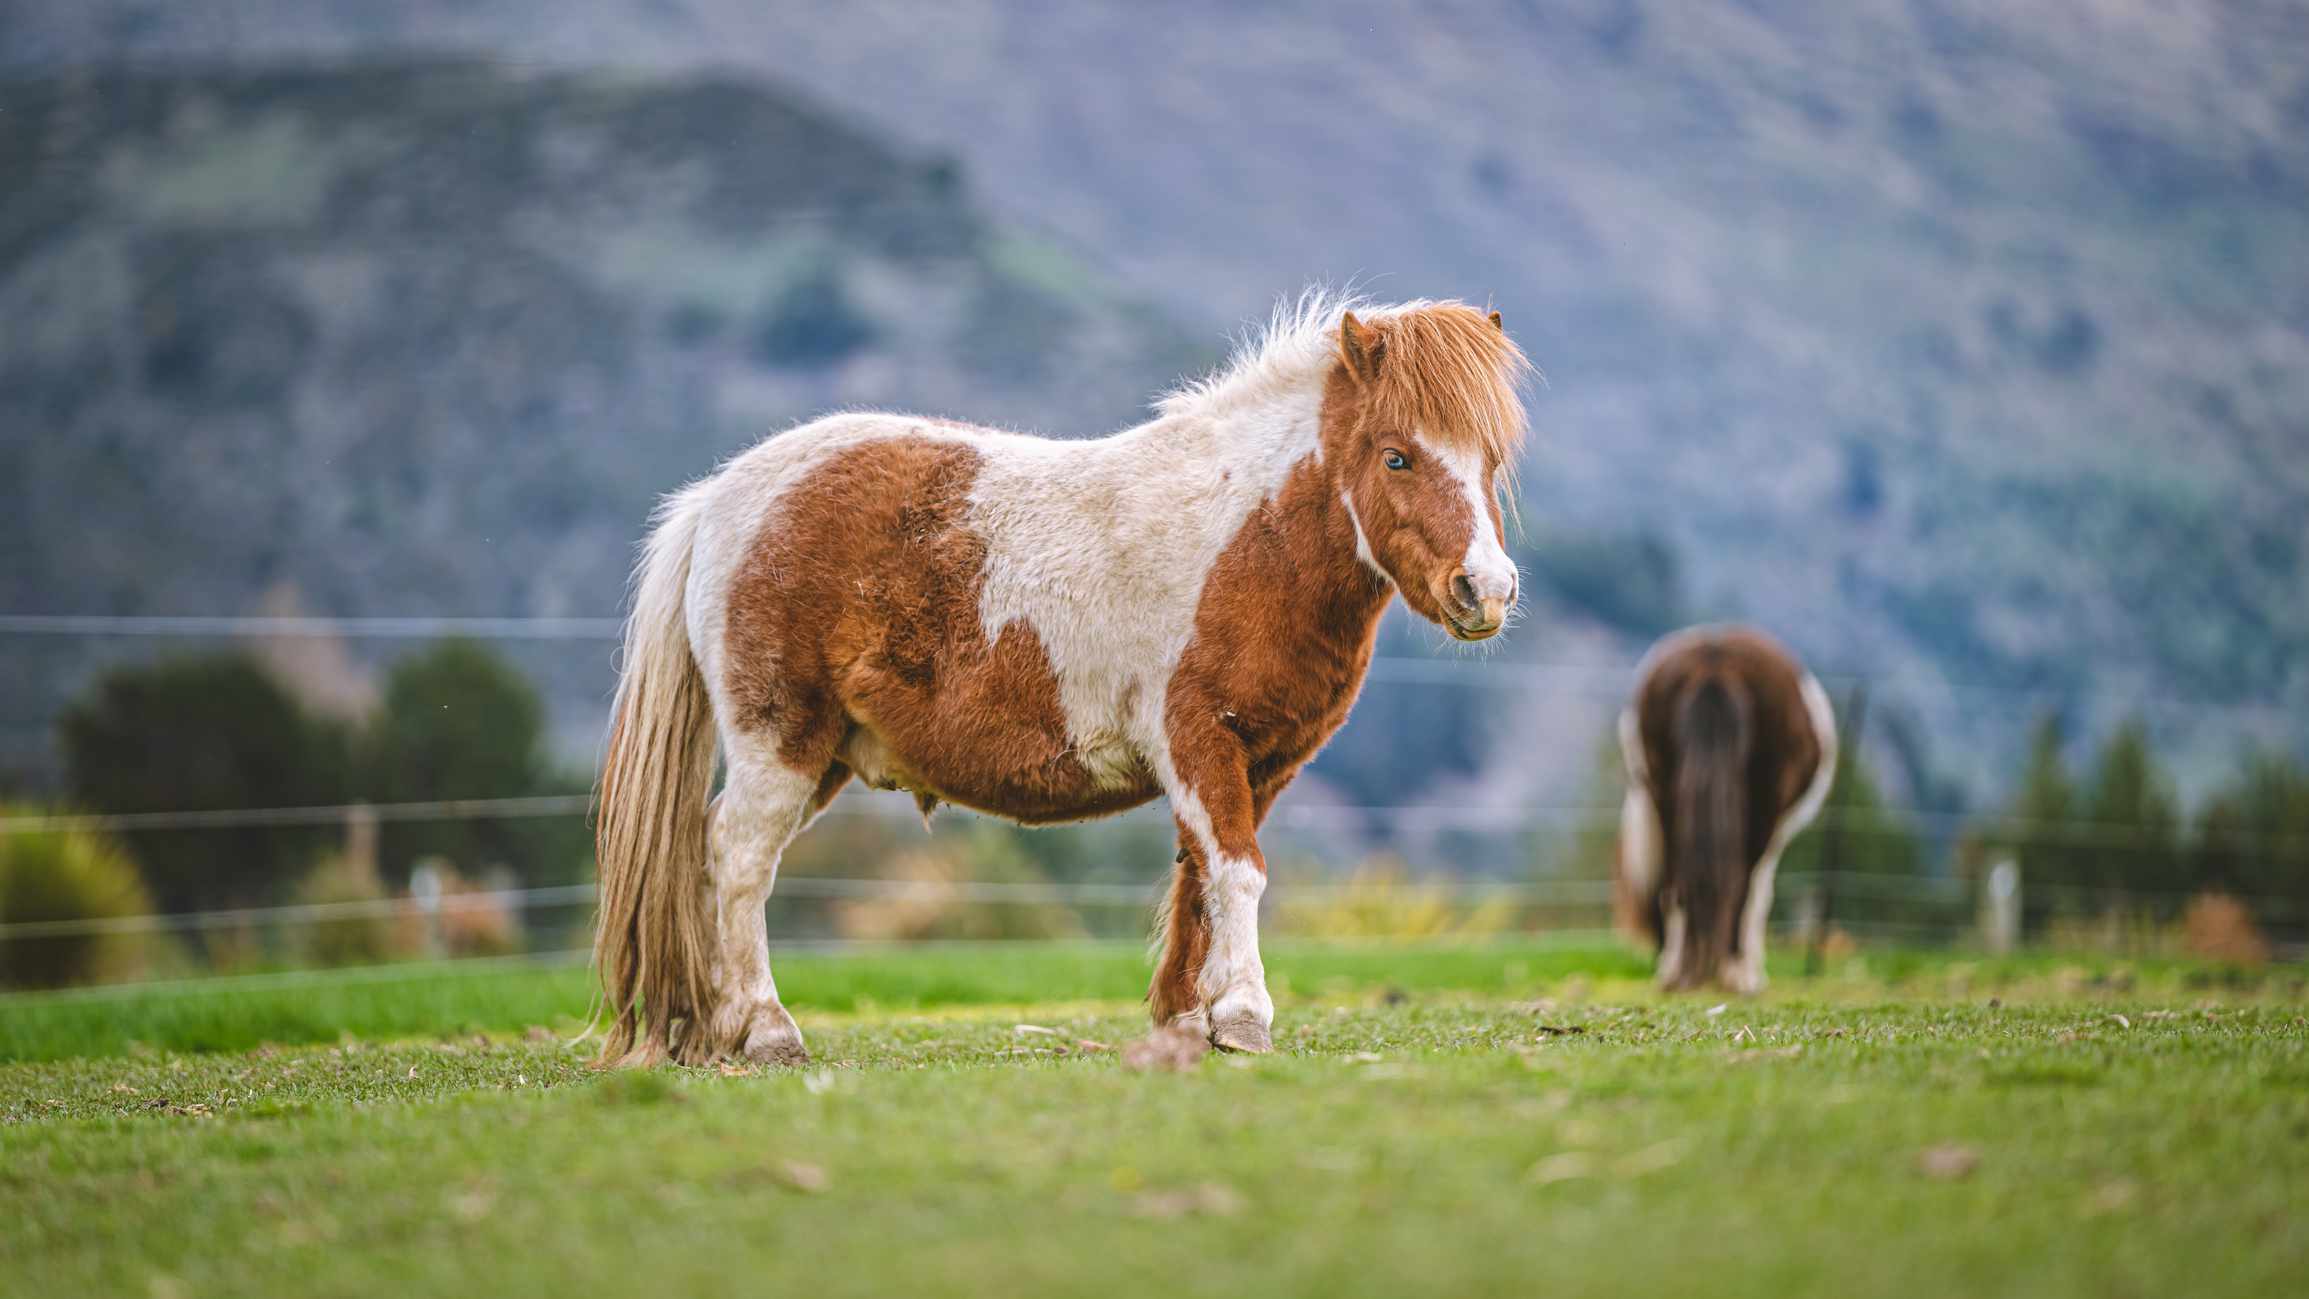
{"left": 60, "top": 652, "right": 354, "bottom": 914}
{"left": 0, "top": 811, "right": 156, "bottom": 988}
{"left": 359, "top": 639, "right": 589, "bottom": 888}
{"left": 291, "top": 854, "right": 399, "bottom": 969}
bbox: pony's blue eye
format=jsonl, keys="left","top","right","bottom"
{"left": 1382, "top": 449, "right": 1409, "bottom": 471}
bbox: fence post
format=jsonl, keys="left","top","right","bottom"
{"left": 1982, "top": 858, "right": 2021, "bottom": 955}
{"left": 1806, "top": 682, "right": 1868, "bottom": 976}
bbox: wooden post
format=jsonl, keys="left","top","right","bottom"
{"left": 1806, "top": 682, "right": 1868, "bottom": 977}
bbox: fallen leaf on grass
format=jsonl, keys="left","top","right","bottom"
{"left": 776, "top": 1161, "right": 830, "bottom": 1194}
{"left": 1526, "top": 1151, "right": 1595, "bottom": 1184}
{"left": 449, "top": 1184, "right": 496, "bottom": 1223}
{"left": 1615, "top": 1140, "right": 1688, "bottom": 1177}
{"left": 1705, "top": 1003, "right": 1728, "bottom": 1017}
{"left": 2108, "top": 1014, "right": 2132, "bottom": 1029}
{"left": 1014, "top": 1024, "right": 1060, "bottom": 1037}
{"left": 1918, "top": 1145, "right": 1980, "bottom": 1180}
{"left": 1073, "top": 1038, "right": 1113, "bottom": 1053}
{"left": 1120, "top": 1024, "right": 1209, "bottom": 1072}
{"left": 1130, "top": 1183, "right": 1243, "bottom": 1218}
{"left": 2085, "top": 1179, "right": 2138, "bottom": 1215}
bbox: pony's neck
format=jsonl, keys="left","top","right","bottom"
{"left": 1200, "top": 391, "right": 1394, "bottom": 652}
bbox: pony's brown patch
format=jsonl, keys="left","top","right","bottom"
{"left": 1339, "top": 303, "right": 1532, "bottom": 469}
{"left": 1626, "top": 628, "right": 1826, "bottom": 989}
{"left": 723, "top": 433, "right": 1155, "bottom": 821}
{"left": 1151, "top": 451, "right": 1394, "bottom": 1020}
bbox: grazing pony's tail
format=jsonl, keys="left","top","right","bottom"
{"left": 592, "top": 484, "right": 720, "bottom": 1068}
{"left": 1668, "top": 674, "right": 1753, "bottom": 988}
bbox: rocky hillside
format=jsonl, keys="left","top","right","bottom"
{"left": 0, "top": 62, "right": 1209, "bottom": 772}
{"left": 5, "top": 2, "right": 2308, "bottom": 812}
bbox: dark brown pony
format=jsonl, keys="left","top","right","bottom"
{"left": 1615, "top": 626, "right": 1836, "bottom": 992}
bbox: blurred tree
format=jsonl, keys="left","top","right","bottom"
{"left": 752, "top": 262, "right": 876, "bottom": 368}
{"left": 1781, "top": 743, "right": 1925, "bottom": 879}
{"left": 0, "top": 810, "right": 155, "bottom": 988}
{"left": 2081, "top": 718, "right": 2184, "bottom": 913}
{"left": 60, "top": 654, "right": 352, "bottom": 914}
{"left": 1514, "top": 527, "right": 1684, "bottom": 639}
{"left": 2001, "top": 713, "right": 2078, "bottom": 932}
{"left": 2192, "top": 750, "right": 2309, "bottom": 942}
{"left": 359, "top": 640, "right": 588, "bottom": 888}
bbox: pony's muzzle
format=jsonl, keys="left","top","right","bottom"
{"left": 1444, "top": 570, "right": 1512, "bottom": 640}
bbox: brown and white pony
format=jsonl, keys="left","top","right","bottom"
{"left": 1615, "top": 625, "right": 1836, "bottom": 993}
{"left": 592, "top": 293, "right": 1532, "bottom": 1066}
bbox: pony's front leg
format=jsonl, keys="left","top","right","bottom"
{"left": 1159, "top": 751, "right": 1273, "bottom": 1053}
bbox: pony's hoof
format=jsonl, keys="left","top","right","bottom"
{"left": 1210, "top": 1014, "right": 1271, "bottom": 1054}
{"left": 740, "top": 1012, "right": 809, "bottom": 1067}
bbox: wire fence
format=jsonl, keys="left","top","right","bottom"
{"left": 3, "top": 612, "right": 2304, "bottom": 989}
{"left": 6, "top": 611, "right": 2292, "bottom": 719}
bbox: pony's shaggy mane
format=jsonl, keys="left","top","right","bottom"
{"left": 1159, "top": 289, "right": 1534, "bottom": 464}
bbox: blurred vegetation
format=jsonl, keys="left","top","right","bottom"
{"left": 832, "top": 825, "right": 1086, "bottom": 944}
{"left": 41, "top": 639, "right": 584, "bottom": 978}
{"left": 751, "top": 261, "right": 877, "bottom": 368}
{"left": 59, "top": 653, "right": 354, "bottom": 915}
{"left": 0, "top": 809, "right": 155, "bottom": 988}
{"left": 357, "top": 639, "right": 589, "bottom": 888}
{"left": 288, "top": 852, "right": 395, "bottom": 969}
{"left": 1278, "top": 859, "right": 1519, "bottom": 941}
{"left": 1513, "top": 527, "right": 1685, "bottom": 640}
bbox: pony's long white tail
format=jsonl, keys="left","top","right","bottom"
{"left": 592, "top": 484, "right": 720, "bottom": 1067}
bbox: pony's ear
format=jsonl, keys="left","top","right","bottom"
{"left": 1338, "top": 311, "right": 1385, "bottom": 383}
{"left": 1488, "top": 310, "right": 1504, "bottom": 332}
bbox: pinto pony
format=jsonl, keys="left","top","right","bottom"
{"left": 1615, "top": 626, "right": 1836, "bottom": 993}
{"left": 592, "top": 294, "right": 1532, "bottom": 1066}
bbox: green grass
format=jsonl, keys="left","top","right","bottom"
{"left": 3, "top": 942, "right": 2305, "bottom": 1297}
{"left": 0, "top": 938, "right": 1657, "bottom": 1063}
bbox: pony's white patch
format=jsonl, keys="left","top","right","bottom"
{"left": 1657, "top": 902, "right": 1687, "bottom": 988}
{"left": 1616, "top": 705, "right": 1662, "bottom": 896}
{"left": 1730, "top": 672, "right": 1838, "bottom": 992}
{"left": 703, "top": 740, "right": 821, "bottom": 1045}
{"left": 1341, "top": 492, "right": 1389, "bottom": 583}
{"left": 967, "top": 398, "right": 1319, "bottom": 790}
{"left": 1416, "top": 431, "right": 1516, "bottom": 602}
{"left": 1165, "top": 784, "right": 1272, "bottom": 1027}
{"left": 1197, "top": 854, "right": 1272, "bottom": 1025}
{"left": 1619, "top": 783, "right": 1662, "bottom": 901}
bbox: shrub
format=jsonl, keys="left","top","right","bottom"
{"left": 291, "top": 854, "right": 398, "bottom": 968}
{"left": 60, "top": 652, "right": 353, "bottom": 914}
{"left": 751, "top": 263, "right": 876, "bottom": 368}
{"left": 833, "top": 828, "right": 1085, "bottom": 943}
{"left": 0, "top": 811, "right": 156, "bottom": 988}
{"left": 360, "top": 640, "right": 589, "bottom": 888}
{"left": 1279, "top": 858, "right": 1519, "bottom": 941}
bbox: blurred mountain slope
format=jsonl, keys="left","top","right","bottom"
{"left": 0, "top": 61, "right": 1208, "bottom": 765}
{"left": 5, "top": 2, "right": 2308, "bottom": 800}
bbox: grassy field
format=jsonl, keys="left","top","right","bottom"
{"left": 3, "top": 939, "right": 2305, "bottom": 1297}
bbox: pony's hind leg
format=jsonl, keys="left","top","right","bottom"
{"left": 703, "top": 747, "right": 824, "bottom": 1065}
{"left": 1149, "top": 843, "right": 1213, "bottom": 1036}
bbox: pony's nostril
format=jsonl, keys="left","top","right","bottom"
{"left": 1450, "top": 573, "right": 1477, "bottom": 612}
